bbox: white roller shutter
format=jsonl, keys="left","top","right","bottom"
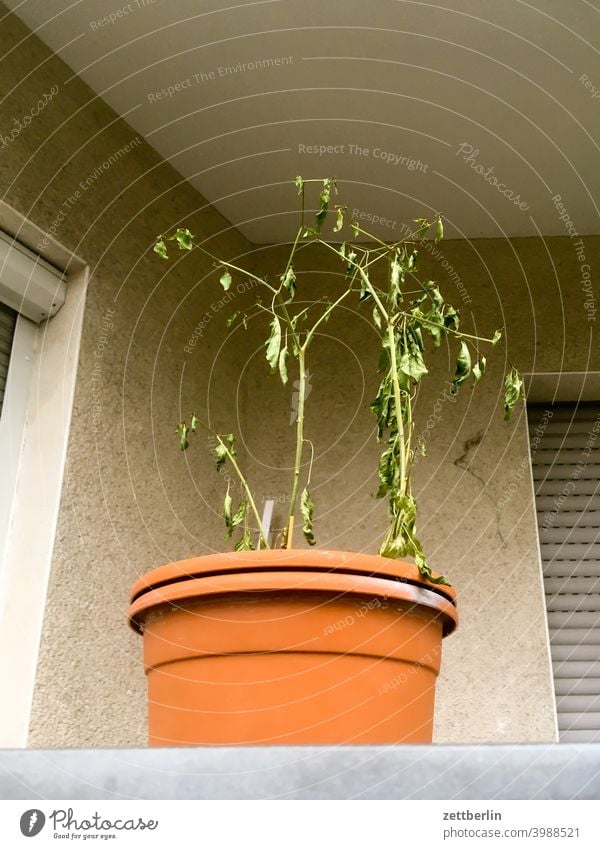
{"left": 0, "top": 302, "right": 16, "bottom": 420}
{"left": 529, "top": 403, "right": 600, "bottom": 742}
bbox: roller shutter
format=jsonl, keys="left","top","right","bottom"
{"left": 0, "top": 302, "right": 16, "bottom": 420}
{"left": 529, "top": 402, "right": 600, "bottom": 742}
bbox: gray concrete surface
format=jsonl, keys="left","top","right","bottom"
{"left": 1, "top": 745, "right": 598, "bottom": 800}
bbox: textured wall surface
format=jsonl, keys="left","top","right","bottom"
{"left": 0, "top": 7, "right": 253, "bottom": 747}
{"left": 1, "top": 5, "right": 597, "bottom": 747}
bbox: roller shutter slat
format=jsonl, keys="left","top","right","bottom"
{"left": 558, "top": 712, "right": 600, "bottom": 731}
{"left": 532, "top": 449, "right": 600, "bottom": 465}
{"left": 540, "top": 542, "right": 600, "bottom": 560}
{"left": 559, "top": 729, "right": 600, "bottom": 742}
{"left": 553, "top": 660, "right": 600, "bottom": 678}
{"left": 530, "top": 420, "right": 599, "bottom": 434}
{"left": 533, "top": 434, "right": 600, "bottom": 450}
{"left": 529, "top": 403, "right": 600, "bottom": 742}
{"left": 537, "top": 506, "right": 600, "bottom": 526}
{"left": 546, "top": 595, "right": 600, "bottom": 613}
{"left": 551, "top": 644, "right": 600, "bottom": 662}
{"left": 556, "top": 694, "right": 600, "bottom": 711}
{"left": 533, "top": 465, "right": 600, "bottom": 482}
{"left": 539, "top": 526, "right": 600, "bottom": 544}
{"left": 548, "top": 611, "right": 600, "bottom": 629}
{"left": 529, "top": 407, "right": 600, "bottom": 424}
{"left": 545, "top": 576, "right": 600, "bottom": 595}
{"left": 534, "top": 479, "right": 600, "bottom": 496}
{"left": 551, "top": 628, "right": 600, "bottom": 645}
{"left": 543, "top": 562, "right": 600, "bottom": 579}
{"left": 554, "top": 677, "right": 600, "bottom": 696}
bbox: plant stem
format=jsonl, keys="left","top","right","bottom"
{"left": 317, "top": 240, "right": 389, "bottom": 322}
{"left": 303, "top": 283, "right": 354, "bottom": 349}
{"left": 394, "top": 310, "right": 498, "bottom": 345}
{"left": 387, "top": 320, "right": 408, "bottom": 496}
{"left": 285, "top": 348, "right": 307, "bottom": 547}
{"left": 188, "top": 240, "right": 279, "bottom": 295}
{"left": 194, "top": 418, "right": 269, "bottom": 549}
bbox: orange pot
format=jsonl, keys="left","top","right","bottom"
{"left": 128, "top": 549, "right": 457, "bottom": 746}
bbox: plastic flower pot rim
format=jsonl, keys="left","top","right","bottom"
{"left": 128, "top": 548, "right": 458, "bottom": 637}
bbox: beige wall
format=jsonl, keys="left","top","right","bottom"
{"left": 0, "top": 7, "right": 253, "bottom": 746}
{"left": 2, "top": 5, "right": 597, "bottom": 746}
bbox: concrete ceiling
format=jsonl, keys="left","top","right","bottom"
{"left": 6, "top": 0, "right": 600, "bottom": 243}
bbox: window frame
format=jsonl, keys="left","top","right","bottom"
{"left": 0, "top": 205, "right": 87, "bottom": 746}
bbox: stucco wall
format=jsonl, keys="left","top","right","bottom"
{"left": 0, "top": 7, "right": 254, "bottom": 747}
{"left": 2, "top": 5, "right": 597, "bottom": 747}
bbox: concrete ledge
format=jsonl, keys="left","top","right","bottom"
{"left": 1, "top": 745, "right": 599, "bottom": 799}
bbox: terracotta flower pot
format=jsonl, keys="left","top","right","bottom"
{"left": 128, "top": 549, "right": 457, "bottom": 746}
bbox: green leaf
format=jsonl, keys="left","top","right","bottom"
{"left": 174, "top": 228, "right": 194, "bottom": 251}
{"left": 359, "top": 269, "right": 372, "bottom": 301}
{"left": 435, "top": 216, "right": 444, "bottom": 242}
{"left": 503, "top": 367, "right": 524, "bottom": 420}
{"left": 265, "top": 316, "right": 282, "bottom": 371}
{"left": 378, "top": 493, "right": 418, "bottom": 559}
{"left": 153, "top": 238, "right": 169, "bottom": 260}
{"left": 333, "top": 207, "right": 344, "bottom": 233}
{"left": 492, "top": 329, "right": 502, "bottom": 345}
{"left": 213, "top": 433, "right": 235, "bottom": 471}
{"left": 472, "top": 355, "right": 487, "bottom": 384}
{"left": 415, "top": 555, "right": 449, "bottom": 585}
{"left": 378, "top": 492, "right": 450, "bottom": 584}
{"left": 372, "top": 307, "right": 382, "bottom": 330}
{"left": 176, "top": 422, "right": 189, "bottom": 451}
{"left": 444, "top": 306, "right": 460, "bottom": 332}
{"left": 231, "top": 499, "right": 247, "bottom": 530}
{"left": 425, "top": 281, "right": 444, "bottom": 308}
{"left": 190, "top": 414, "right": 199, "bottom": 432}
{"left": 370, "top": 374, "right": 393, "bottom": 439}
{"left": 220, "top": 270, "right": 232, "bottom": 291}
{"left": 314, "top": 177, "right": 336, "bottom": 233}
{"left": 424, "top": 309, "right": 443, "bottom": 347}
{"left": 226, "top": 312, "right": 248, "bottom": 331}
{"left": 412, "top": 217, "right": 431, "bottom": 240}
{"left": 214, "top": 443, "right": 228, "bottom": 471}
{"left": 281, "top": 267, "right": 296, "bottom": 300}
{"left": 295, "top": 175, "right": 304, "bottom": 194}
{"left": 223, "top": 486, "right": 233, "bottom": 537}
{"left": 451, "top": 341, "right": 471, "bottom": 393}
{"left": 377, "top": 346, "right": 390, "bottom": 374}
{"left": 399, "top": 348, "right": 428, "bottom": 382}
{"left": 278, "top": 345, "right": 289, "bottom": 385}
{"left": 235, "top": 529, "right": 255, "bottom": 551}
{"left": 345, "top": 250, "right": 357, "bottom": 278}
{"left": 224, "top": 432, "right": 236, "bottom": 457}
{"left": 391, "top": 257, "right": 401, "bottom": 292}
{"left": 376, "top": 444, "right": 395, "bottom": 498}
{"left": 301, "top": 487, "right": 316, "bottom": 546}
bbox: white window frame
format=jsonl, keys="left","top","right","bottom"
{"left": 0, "top": 204, "right": 87, "bottom": 747}
{"left": 0, "top": 313, "right": 37, "bottom": 567}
